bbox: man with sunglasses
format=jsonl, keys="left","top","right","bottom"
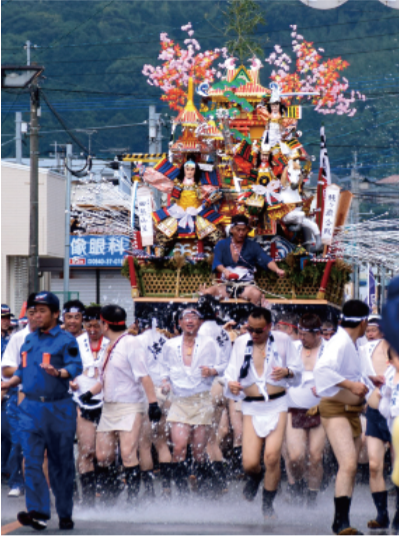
{"left": 161, "top": 308, "right": 219, "bottom": 497}
{"left": 199, "top": 214, "right": 285, "bottom": 305}
{"left": 224, "top": 306, "right": 301, "bottom": 519}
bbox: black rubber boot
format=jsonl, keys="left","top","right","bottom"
{"left": 368, "top": 490, "right": 389, "bottom": 529}
{"left": 332, "top": 496, "right": 362, "bottom": 534}
{"left": 97, "top": 464, "right": 122, "bottom": 504}
{"left": 141, "top": 470, "right": 155, "bottom": 499}
{"left": 306, "top": 489, "right": 318, "bottom": 508}
{"left": 243, "top": 470, "right": 263, "bottom": 502}
{"left": 210, "top": 461, "right": 227, "bottom": 498}
{"left": 125, "top": 465, "right": 141, "bottom": 501}
{"left": 172, "top": 462, "right": 189, "bottom": 496}
{"left": 194, "top": 461, "right": 211, "bottom": 497}
{"left": 392, "top": 487, "right": 399, "bottom": 534}
{"left": 159, "top": 462, "right": 172, "bottom": 496}
{"left": 286, "top": 479, "right": 306, "bottom": 505}
{"left": 262, "top": 488, "right": 277, "bottom": 518}
{"left": 232, "top": 446, "right": 244, "bottom": 479}
{"left": 80, "top": 471, "right": 96, "bottom": 507}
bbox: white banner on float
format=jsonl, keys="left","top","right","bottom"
{"left": 321, "top": 184, "right": 341, "bottom": 245}
{"left": 137, "top": 192, "right": 154, "bottom": 246}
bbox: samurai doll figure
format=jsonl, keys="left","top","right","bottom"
{"left": 257, "top": 87, "right": 299, "bottom": 179}
{"left": 240, "top": 145, "right": 281, "bottom": 217}
{"left": 152, "top": 160, "right": 224, "bottom": 246}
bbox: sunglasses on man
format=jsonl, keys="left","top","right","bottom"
{"left": 247, "top": 326, "right": 269, "bottom": 335}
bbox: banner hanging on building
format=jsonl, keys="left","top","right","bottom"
{"left": 69, "top": 235, "right": 130, "bottom": 267}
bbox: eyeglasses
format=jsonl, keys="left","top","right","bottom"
{"left": 247, "top": 326, "right": 268, "bottom": 335}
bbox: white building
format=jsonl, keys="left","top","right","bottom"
{"left": 1, "top": 161, "right": 134, "bottom": 322}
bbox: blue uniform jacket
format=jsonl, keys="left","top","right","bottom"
{"left": 15, "top": 326, "right": 83, "bottom": 399}
{"left": 212, "top": 237, "right": 273, "bottom": 273}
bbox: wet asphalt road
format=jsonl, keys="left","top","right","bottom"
{"left": 1, "top": 480, "right": 396, "bottom": 535}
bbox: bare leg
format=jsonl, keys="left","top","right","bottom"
{"left": 285, "top": 416, "right": 307, "bottom": 482}
{"left": 96, "top": 432, "right": 117, "bottom": 467}
{"left": 207, "top": 382, "right": 225, "bottom": 462}
{"left": 240, "top": 286, "right": 262, "bottom": 306}
{"left": 263, "top": 412, "right": 287, "bottom": 491}
{"left": 321, "top": 417, "right": 360, "bottom": 497}
{"left": 170, "top": 423, "right": 191, "bottom": 462}
{"left": 199, "top": 283, "right": 230, "bottom": 300}
{"left": 119, "top": 413, "right": 143, "bottom": 467}
{"left": 76, "top": 409, "right": 97, "bottom": 474}
{"left": 153, "top": 403, "right": 172, "bottom": 464}
{"left": 242, "top": 416, "right": 264, "bottom": 474}
{"left": 138, "top": 415, "right": 154, "bottom": 472}
{"left": 367, "top": 436, "right": 386, "bottom": 493}
{"left": 191, "top": 426, "right": 210, "bottom": 463}
{"left": 228, "top": 399, "right": 243, "bottom": 448}
{"left": 307, "top": 424, "right": 326, "bottom": 490}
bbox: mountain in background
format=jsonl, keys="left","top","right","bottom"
{"left": 2, "top": 0, "right": 398, "bottom": 201}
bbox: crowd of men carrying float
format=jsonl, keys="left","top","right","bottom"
{"left": 1, "top": 218, "right": 399, "bottom": 535}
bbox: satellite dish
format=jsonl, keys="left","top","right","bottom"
{"left": 298, "top": 0, "right": 349, "bottom": 8}
{"left": 377, "top": 0, "right": 399, "bottom": 8}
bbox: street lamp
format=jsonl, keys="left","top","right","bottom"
{"left": 2, "top": 64, "right": 44, "bottom": 295}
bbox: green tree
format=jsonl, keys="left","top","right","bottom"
{"left": 221, "top": 0, "right": 267, "bottom": 62}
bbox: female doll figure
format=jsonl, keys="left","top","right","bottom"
{"left": 153, "top": 160, "right": 224, "bottom": 248}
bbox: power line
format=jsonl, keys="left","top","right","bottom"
{"left": 2, "top": 14, "right": 397, "bottom": 53}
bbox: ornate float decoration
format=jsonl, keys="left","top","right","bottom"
{"left": 118, "top": 24, "right": 369, "bottom": 307}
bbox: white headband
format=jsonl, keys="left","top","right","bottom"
{"left": 341, "top": 315, "right": 368, "bottom": 322}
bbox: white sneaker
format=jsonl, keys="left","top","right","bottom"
{"left": 8, "top": 487, "right": 23, "bottom": 497}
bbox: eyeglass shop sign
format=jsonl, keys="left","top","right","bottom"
{"left": 69, "top": 235, "right": 131, "bottom": 267}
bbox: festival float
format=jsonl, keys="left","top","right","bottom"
{"left": 118, "top": 23, "right": 363, "bottom": 323}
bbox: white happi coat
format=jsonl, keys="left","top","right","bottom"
{"left": 161, "top": 334, "right": 218, "bottom": 398}
{"left": 314, "top": 326, "right": 374, "bottom": 399}
{"left": 135, "top": 328, "right": 168, "bottom": 387}
{"left": 287, "top": 340, "right": 325, "bottom": 410}
{"left": 224, "top": 331, "right": 301, "bottom": 438}
{"left": 74, "top": 332, "right": 109, "bottom": 409}
{"left": 379, "top": 365, "right": 399, "bottom": 432}
{"left": 198, "top": 320, "right": 231, "bottom": 377}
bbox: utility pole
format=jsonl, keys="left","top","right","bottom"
{"left": 63, "top": 144, "right": 73, "bottom": 301}
{"left": 15, "top": 111, "right": 22, "bottom": 164}
{"left": 350, "top": 151, "right": 360, "bottom": 299}
{"left": 28, "top": 82, "right": 40, "bottom": 295}
{"left": 26, "top": 40, "right": 31, "bottom": 66}
{"left": 148, "top": 105, "right": 163, "bottom": 207}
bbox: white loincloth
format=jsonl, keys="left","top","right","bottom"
{"left": 242, "top": 394, "right": 288, "bottom": 438}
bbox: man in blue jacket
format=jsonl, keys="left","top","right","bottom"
{"left": 1, "top": 291, "right": 83, "bottom": 531}
{"left": 199, "top": 215, "right": 285, "bottom": 305}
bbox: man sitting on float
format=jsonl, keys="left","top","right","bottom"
{"left": 199, "top": 214, "right": 285, "bottom": 305}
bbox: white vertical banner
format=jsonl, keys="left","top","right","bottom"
{"left": 137, "top": 186, "right": 154, "bottom": 246}
{"left": 321, "top": 184, "right": 341, "bottom": 245}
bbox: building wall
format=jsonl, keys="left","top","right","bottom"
{"left": 1, "top": 162, "right": 65, "bottom": 311}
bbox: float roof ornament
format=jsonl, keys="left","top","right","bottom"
{"left": 208, "top": 61, "right": 269, "bottom": 101}
{"left": 174, "top": 77, "right": 205, "bottom": 127}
